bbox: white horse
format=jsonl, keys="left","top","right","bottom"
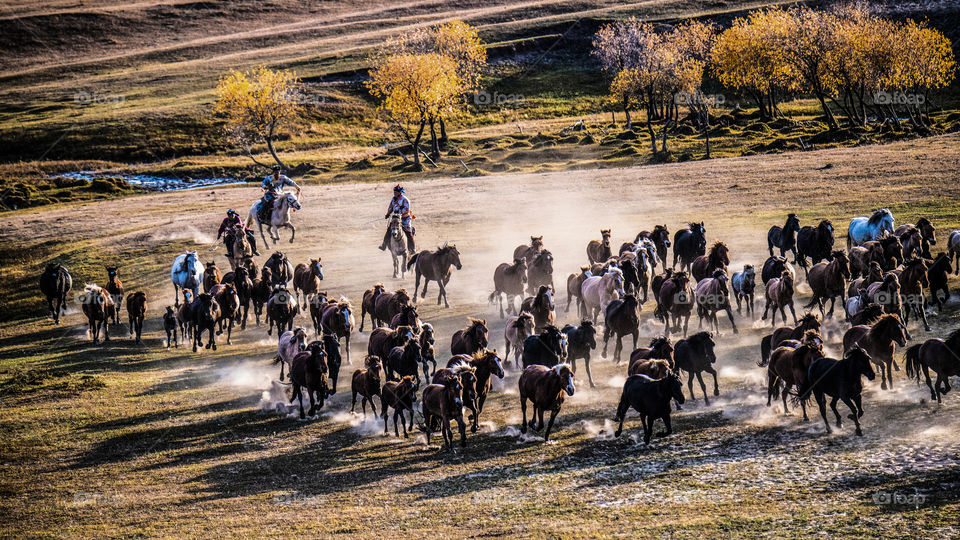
{"left": 276, "top": 327, "right": 307, "bottom": 381}
{"left": 847, "top": 208, "right": 895, "bottom": 248}
{"left": 580, "top": 268, "right": 624, "bottom": 322}
{"left": 247, "top": 191, "right": 302, "bottom": 249}
{"left": 171, "top": 251, "right": 203, "bottom": 307}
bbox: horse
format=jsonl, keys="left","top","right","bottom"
{"left": 796, "top": 219, "right": 835, "bottom": 272}
{"left": 620, "top": 250, "right": 651, "bottom": 302}
{"left": 876, "top": 236, "right": 905, "bottom": 270}
{"left": 104, "top": 266, "right": 124, "bottom": 324}
{"left": 191, "top": 293, "right": 221, "bottom": 352}
{"left": 513, "top": 235, "right": 543, "bottom": 263}
{"left": 731, "top": 264, "right": 756, "bottom": 317}
{"left": 275, "top": 327, "right": 307, "bottom": 381}
{"left": 843, "top": 314, "right": 910, "bottom": 390}
{"left": 176, "top": 291, "right": 193, "bottom": 344}
{"left": 81, "top": 284, "right": 115, "bottom": 344}
{"left": 763, "top": 270, "right": 797, "bottom": 328}
{"left": 419, "top": 323, "right": 438, "bottom": 381}
{"left": 768, "top": 214, "right": 801, "bottom": 260}
{"left": 227, "top": 265, "right": 253, "bottom": 330}
{"left": 691, "top": 241, "right": 729, "bottom": 282}
{"left": 760, "top": 256, "right": 792, "bottom": 285}
{"left": 385, "top": 213, "right": 408, "bottom": 278}
{"left": 408, "top": 244, "right": 462, "bottom": 308}
{"left": 201, "top": 262, "right": 221, "bottom": 296}
{"left": 422, "top": 376, "right": 466, "bottom": 450}
{"left": 246, "top": 190, "right": 301, "bottom": 248}
{"left": 386, "top": 339, "right": 422, "bottom": 385}
{"left": 266, "top": 287, "right": 298, "bottom": 338}
{"left": 562, "top": 321, "right": 597, "bottom": 387}
{"left": 673, "top": 222, "right": 706, "bottom": 272}
{"left": 451, "top": 318, "right": 488, "bottom": 356}
{"left": 767, "top": 332, "right": 823, "bottom": 419}
{"left": 490, "top": 259, "right": 527, "bottom": 318}
{"left": 163, "top": 306, "right": 178, "bottom": 348}
{"left": 565, "top": 266, "right": 591, "bottom": 316}
{"left": 389, "top": 304, "right": 421, "bottom": 333}
{"left": 289, "top": 341, "right": 329, "bottom": 419}
{"left": 351, "top": 356, "right": 382, "bottom": 418}
{"left": 225, "top": 224, "right": 252, "bottom": 271}
{"left": 848, "top": 243, "right": 885, "bottom": 279}
{"left": 695, "top": 269, "right": 738, "bottom": 335}
{"left": 322, "top": 334, "right": 343, "bottom": 394}
{"left": 847, "top": 208, "right": 894, "bottom": 248}
{"left": 849, "top": 302, "right": 884, "bottom": 326}
{"left": 674, "top": 332, "right": 719, "bottom": 405}
{"left": 602, "top": 293, "right": 640, "bottom": 363}
{"left": 627, "top": 358, "right": 672, "bottom": 379}
{"left": 581, "top": 268, "right": 623, "bottom": 323}
{"left": 847, "top": 262, "right": 884, "bottom": 297}
{"left": 360, "top": 284, "right": 386, "bottom": 331}
{"left": 367, "top": 325, "right": 415, "bottom": 361}
{"left": 263, "top": 252, "right": 294, "bottom": 286}
{"left": 799, "top": 347, "right": 875, "bottom": 436}
{"left": 211, "top": 283, "right": 240, "bottom": 345}
{"left": 614, "top": 373, "right": 685, "bottom": 444}
{"left": 897, "top": 225, "right": 924, "bottom": 260}
{"left": 448, "top": 350, "right": 505, "bottom": 432}
{"left": 905, "top": 329, "right": 960, "bottom": 403}
{"left": 125, "top": 291, "right": 147, "bottom": 344}
{"left": 505, "top": 313, "right": 535, "bottom": 367}
{"left": 805, "top": 250, "right": 850, "bottom": 319}
{"left": 39, "top": 263, "right": 71, "bottom": 324}
{"left": 629, "top": 336, "right": 675, "bottom": 371}
{"left": 758, "top": 313, "right": 822, "bottom": 367}
{"left": 518, "top": 363, "right": 575, "bottom": 443}
{"left": 521, "top": 325, "right": 568, "bottom": 368}
{"left": 381, "top": 376, "right": 417, "bottom": 437}
{"left": 586, "top": 229, "right": 612, "bottom": 264}
{"left": 637, "top": 225, "right": 670, "bottom": 268}
{"left": 896, "top": 217, "right": 936, "bottom": 259}
{"left": 899, "top": 258, "right": 930, "bottom": 331}
{"left": 250, "top": 268, "right": 271, "bottom": 327}
{"left": 526, "top": 249, "right": 554, "bottom": 296}
{"left": 293, "top": 258, "right": 324, "bottom": 306}
{"left": 865, "top": 273, "right": 903, "bottom": 321}
{"left": 320, "top": 300, "right": 354, "bottom": 365}
{"left": 658, "top": 271, "right": 694, "bottom": 338}
{"left": 520, "top": 285, "right": 555, "bottom": 332}
{"left": 650, "top": 268, "right": 673, "bottom": 321}
{"left": 927, "top": 253, "right": 952, "bottom": 312}
{"left": 374, "top": 288, "right": 411, "bottom": 329}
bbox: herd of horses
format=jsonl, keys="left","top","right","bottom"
{"left": 36, "top": 207, "right": 960, "bottom": 449}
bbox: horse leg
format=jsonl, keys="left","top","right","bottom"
{"left": 919, "top": 299, "right": 931, "bottom": 331}
{"left": 695, "top": 372, "right": 709, "bottom": 405}
{"left": 258, "top": 223, "right": 270, "bottom": 250}
{"left": 614, "top": 334, "right": 624, "bottom": 363}
{"left": 438, "top": 280, "right": 448, "bottom": 308}
{"left": 725, "top": 306, "right": 738, "bottom": 334}
{"left": 841, "top": 396, "right": 863, "bottom": 435}
{"left": 601, "top": 327, "right": 610, "bottom": 359}
{"left": 536, "top": 407, "right": 545, "bottom": 432}
{"left": 657, "top": 412, "right": 673, "bottom": 437}
{"left": 767, "top": 372, "right": 776, "bottom": 407}
{"left": 682, "top": 314, "right": 690, "bottom": 337}
{"left": 762, "top": 298, "right": 770, "bottom": 321}
{"left": 457, "top": 416, "right": 467, "bottom": 447}
{"left": 706, "top": 366, "right": 719, "bottom": 396}
{"left": 781, "top": 383, "right": 790, "bottom": 415}
{"left": 829, "top": 396, "right": 842, "bottom": 428}
{"left": 815, "top": 392, "right": 830, "bottom": 433}
{"left": 420, "top": 275, "right": 429, "bottom": 300}
{"left": 520, "top": 396, "right": 529, "bottom": 434}
{"left": 787, "top": 304, "right": 796, "bottom": 325}
{"left": 543, "top": 408, "right": 559, "bottom": 442}
{"left": 285, "top": 223, "right": 295, "bottom": 244}
{"left": 585, "top": 357, "right": 596, "bottom": 388}
{"left": 799, "top": 388, "right": 809, "bottom": 421}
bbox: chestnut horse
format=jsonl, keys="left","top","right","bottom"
{"left": 513, "top": 235, "right": 543, "bottom": 263}
{"left": 422, "top": 376, "right": 466, "bottom": 450}
{"left": 804, "top": 250, "right": 850, "bottom": 319}
{"left": 360, "top": 283, "right": 386, "bottom": 331}
{"left": 490, "top": 259, "right": 527, "bottom": 318}
{"left": 202, "top": 262, "right": 221, "bottom": 294}
{"left": 81, "top": 284, "right": 115, "bottom": 343}
{"left": 408, "top": 244, "right": 462, "bottom": 308}
{"left": 843, "top": 314, "right": 910, "bottom": 390}
{"left": 906, "top": 329, "right": 960, "bottom": 403}
{"left": 351, "top": 355, "right": 382, "bottom": 417}
{"left": 450, "top": 318, "right": 489, "bottom": 356}
{"left": 586, "top": 229, "right": 612, "bottom": 264}
{"left": 518, "top": 363, "right": 575, "bottom": 442}
{"left": 762, "top": 270, "right": 797, "bottom": 328}
{"left": 293, "top": 258, "right": 324, "bottom": 306}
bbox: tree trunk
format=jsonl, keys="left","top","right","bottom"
{"left": 266, "top": 124, "right": 287, "bottom": 169}
{"left": 412, "top": 120, "right": 425, "bottom": 169}
{"left": 438, "top": 116, "right": 448, "bottom": 145}
{"left": 429, "top": 117, "right": 440, "bottom": 158}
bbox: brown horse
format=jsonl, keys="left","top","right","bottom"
{"left": 518, "top": 363, "right": 576, "bottom": 442}
{"left": 176, "top": 290, "right": 193, "bottom": 344}
{"left": 526, "top": 249, "right": 555, "bottom": 296}
{"left": 763, "top": 269, "right": 797, "bottom": 328}
{"left": 211, "top": 283, "right": 240, "bottom": 345}
{"left": 565, "top": 266, "right": 590, "bottom": 316}
{"left": 373, "top": 288, "right": 411, "bottom": 328}
{"left": 381, "top": 375, "right": 417, "bottom": 437}
{"left": 389, "top": 304, "right": 421, "bottom": 333}
{"left": 266, "top": 287, "right": 298, "bottom": 338}
{"left": 865, "top": 273, "right": 903, "bottom": 320}
{"left": 105, "top": 266, "right": 124, "bottom": 324}
{"left": 422, "top": 376, "right": 466, "bottom": 450}
{"left": 293, "top": 258, "right": 324, "bottom": 306}
{"left": 629, "top": 336, "right": 674, "bottom": 370}
{"left": 848, "top": 243, "right": 884, "bottom": 279}
{"left": 490, "top": 259, "right": 527, "bottom": 318}
{"left": 602, "top": 293, "right": 640, "bottom": 363}
{"left": 351, "top": 356, "right": 382, "bottom": 417}
{"left": 513, "top": 235, "right": 543, "bottom": 263}
{"left": 201, "top": 262, "right": 221, "bottom": 294}
{"left": 163, "top": 306, "right": 178, "bottom": 348}
{"left": 899, "top": 258, "right": 930, "bottom": 331}
{"left": 658, "top": 271, "right": 694, "bottom": 337}
{"left": 408, "top": 244, "right": 462, "bottom": 308}
{"left": 843, "top": 314, "right": 910, "bottom": 390}
{"left": 125, "top": 291, "right": 147, "bottom": 344}
{"left": 759, "top": 313, "right": 821, "bottom": 367}
{"left": 927, "top": 253, "right": 952, "bottom": 313}
{"left": 767, "top": 331, "right": 823, "bottom": 419}
{"left": 250, "top": 268, "right": 271, "bottom": 327}
{"left": 226, "top": 224, "right": 252, "bottom": 271}
{"left": 191, "top": 292, "right": 221, "bottom": 352}
{"left": 367, "top": 325, "right": 415, "bottom": 361}
{"left": 691, "top": 241, "right": 730, "bottom": 282}
{"left": 39, "top": 263, "right": 71, "bottom": 324}
{"left": 504, "top": 313, "right": 535, "bottom": 367}
{"left": 805, "top": 250, "right": 850, "bottom": 319}
{"left": 433, "top": 364, "right": 478, "bottom": 435}
{"left": 694, "top": 269, "right": 738, "bottom": 335}
{"left": 321, "top": 300, "right": 355, "bottom": 365}
{"left": 289, "top": 341, "right": 329, "bottom": 419}
{"left": 637, "top": 225, "right": 671, "bottom": 268}
{"left": 449, "top": 349, "right": 504, "bottom": 430}
{"left": 263, "top": 251, "right": 294, "bottom": 286}
{"left": 906, "top": 329, "right": 960, "bottom": 403}
{"left": 587, "top": 229, "right": 612, "bottom": 264}
{"left": 451, "top": 318, "right": 489, "bottom": 356}
{"left": 628, "top": 358, "right": 672, "bottom": 378}
{"left": 81, "top": 284, "right": 115, "bottom": 343}
{"left": 847, "top": 262, "right": 883, "bottom": 297}
{"left": 520, "top": 285, "right": 555, "bottom": 332}
{"left": 360, "top": 283, "right": 386, "bottom": 332}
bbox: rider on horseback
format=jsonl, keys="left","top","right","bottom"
{"left": 378, "top": 184, "right": 415, "bottom": 255}
{"left": 257, "top": 168, "right": 301, "bottom": 224}
{"left": 218, "top": 209, "right": 260, "bottom": 257}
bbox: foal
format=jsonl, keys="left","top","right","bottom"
{"left": 351, "top": 356, "right": 383, "bottom": 418}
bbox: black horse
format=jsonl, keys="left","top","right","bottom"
{"left": 386, "top": 339, "right": 423, "bottom": 385}
{"left": 562, "top": 321, "right": 598, "bottom": 388}
{"left": 928, "top": 253, "right": 952, "bottom": 312}
{"left": 521, "top": 325, "right": 567, "bottom": 368}
{"left": 760, "top": 256, "right": 791, "bottom": 285}
{"left": 323, "top": 334, "right": 342, "bottom": 394}
{"left": 39, "top": 263, "right": 72, "bottom": 324}
{"left": 796, "top": 219, "right": 835, "bottom": 273}
{"left": 613, "top": 373, "right": 686, "bottom": 444}
{"left": 673, "top": 222, "right": 706, "bottom": 272}
{"left": 767, "top": 213, "right": 800, "bottom": 260}
{"left": 674, "top": 332, "right": 719, "bottom": 405}
{"left": 618, "top": 258, "right": 641, "bottom": 298}
{"left": 799, "top": 347, "right": 875, "bottom": 436}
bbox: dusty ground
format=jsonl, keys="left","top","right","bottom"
{"left": 2, "top": 135, "right": 960, "bottom": 537}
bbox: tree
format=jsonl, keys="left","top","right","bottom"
{"left": 592, "top": 18, "right": 651, "bottom": 129}
{"left": 885, "top": 19, "right": 956, "bottom": 127}
{"left": 365, "top": 53, "right": 461, "bottom": 169}
{"left": 779, "top": 7, "right": 842, "bottom": 129}
{"left": 214, "top": 66, "right": 302, "bottom": 169}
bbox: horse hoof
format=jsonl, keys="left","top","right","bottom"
{"left": 855, "top": 429, "right": 863, "bottom": 436}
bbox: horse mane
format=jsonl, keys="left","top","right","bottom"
{"left": 649, "top": 336, "right": 670, "bottom": 348}
{"left": 711, "top": 268, "right": 726, "bottom": 280}
{"left": 798, "top": 313, "right": 820, "bottom": 328}
{"left": 542, "top": 324, "right": 561, "bottom": 335}
{"left": 551, "top": 363, "right": 572, "bottom": 375}
{"left": 879, "top": 236, "right": 901, "bottom": 248}
{"left": 868, "top": 208, "right": 893, "bottom": 226}
{"left": 870, "top": 314, "right": 902, "bottom": 337}
{"left": 436, "top": 244, "right": 457, "bottom": 255}
{"left": 710, "top": 241, "right": 727, "bottom": 254}
{"left": 686, "top": 332, "right": 712, "bottom": 346}
{"left": 513, "top": 313, "right": 533, "bottom": 327}
{"left": 364, "top": 355, "right": 381, "bottom": 369}
{"left": 903, "top": 257, "right": 926, "bottom": 271}
{"left": 451, "top": 364, "right": 476, "bottom": 377}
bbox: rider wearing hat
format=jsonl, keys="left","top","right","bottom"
{"left": 218, "top": 209, "right": 260, "bottom": 257}
{"left": 257, "top": 168, "right": 301, "bottom": 224}
{"left": 378, "top": 184, "right": 415, "bottom": 255}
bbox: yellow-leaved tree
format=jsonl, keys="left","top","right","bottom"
{"left": 214, "top": 66, "right": 302, "bottom": 169}
{"left": 366, "top": 53, "right": 461, "bottom": 169}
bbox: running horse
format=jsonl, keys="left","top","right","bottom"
{"left": 246, "top": 191, "right": 301, "bottom": 249}
{"left": 847, "top": 208, "right": 894, "bottom": 248}
{"left": 171, "top": 251, "right": 203, "bottom": 307}
{"left": 673, "top": 222, "right": 706, "bottom": 273}
{"left": 385, "top": 213, "right": 408, "bottom": 278}
{"left": 408, "top": 244, "right": 462, "bottom": 308}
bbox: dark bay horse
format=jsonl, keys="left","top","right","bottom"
{"left": 796, "top": 219, "right": 835, "bottom": 273}
{"left": 760, "top": 256, "right": 791, "bottom": 284}
{"left": 602, "top": 293, "right": 640, "bottom": 363}
{"left": 674, "top": 332, "right": 719, "bottom": 405}
{"left": 367, "top": 325, "right": 415, "bottom": 361}
{"left": 448, "top": 350, "right": 505, "bottom": 432}
{"left": 526, "top": 249, "right": 554, "bottom": 296}
{"left": 266, "top": 287, "right": 298, "bottom": 338}
{"left": 504, "top": 313, "right": 535, "bottom": 367}
{"left": 521, "top": 325, "right": 568, "bottom": 368}
{"left": 422, "top": 376, "right": 466, "bottom": 450}
{"left": 126, "top": 291, "right": 147, "bottom": 344}
{"left": 843, "top": 314, "right": 910, "bottom": 390}
{"left": 763, "top": 269, "right": 797, "bottom": 328}
{"left": 927, "top": 253, "right": 952, "bottom": 312}
{"left": 805, "top": 250, "right": 850, "bottom": 319}
{"left": 381, "top": 376, "right": 417, "bottom": 437}
{"left": 105, "top": 266, "right": 124, "bottom": 324}
{"left": 450, "top": 318, "right": 489, "bottom": 356}
{"left": 263, "top": 252, "right": 294, "bottom": 286}
{"left": 614, "top": 373, "right": 685, "bottom": 444}
{"left": 759, "top": 313, "right": 821, "bottom": 367}
{"left": 519, "top": 363, "right": 575, "bottom": 442}
{"left": 513, "top": 235, "right": 543, "bottom": 264}
{"left": 899, "top": 258, "right": 930, "bottom": 331}
{"left": 521, "top": 285, "right": 555, "bottom": 332}
{"left": 360, "top": 283, "right": 385, "bottom": 332}
{"left": 638, "top": 225, "right": 670, "bottom": 268}
{"left": 629, "top": 336, "right": 674, "bottom": 371}
{"left": 673, "top": 222, "right": 706, "bottom": 272}
{"left": 408, "top": 244, "right": 462, "bottom": 308}
{"left": 39, "top": 263, "right": 72, "bottom": 324}
{"left": 565, "top": 266, "right": 590, "bottom": 316}
{"left": 906, "top": 329, "right": 960, "bottom": 403}
{"left": 691, "top": 241, "right": 729, "bottom": 282}
{"left": 389, "top": 304, "right": 421, "bottom": 333}
{"left": 351, "top": 356, "right": 382, "bottom": 417}
{"left": 191, "top": 292, "right": 221, "bottom": 352}
{"left": 768, "top": 213, "right": 800, "bottom": 260}
{"left": 562, "top": 321, "right": 597, "bottom": 387}
{"left": 374, "top": 288, "right": 411, "bottom": 329}
{"left": 767, "top": 332, "right": 823, "bottom": 419}
{"left": 490, "top": 259, "right": 527, "bottom": 318}
{"left": 293, "top": 258, "right": 324, "bottom": 306}
{"left": 658, "top": 271, "right": 694, "bottom": 337}
{"left": 321, "top": 300, "right": 354, "bottom": 365}
{"left": 800, "top": 348, "right": 875, "bottom": 436}
{"left": 694, "top": 269, "right": 738, "bottom": 335}
{"left": 289, "top": 341, "right": 329, "bottom": 419}
{"left": 587, "top": 229, "right": 612, "bottom": 264}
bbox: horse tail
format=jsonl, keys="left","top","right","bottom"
{"left": 488, "top": 291, "right": 498, "bottom": 304}
{"left": 846, "top": 231, "right": 852, "bottom": 251}
{"left": 407, "top": 253, "right": 419, "bottom": 270}
{"left": 904, "top": 343, "right": 922, "bottom": 382}
{"left": 613, "top": 384, "right": 630, "bottom": 423}
{"left": 758, "top": 335, "right": 772, "bottom": 367}
{"left": 803, "top": 295, "right": 820, "bottom": 310}
{"left": 245, "top": 211, "right": 255, "bottom": 229}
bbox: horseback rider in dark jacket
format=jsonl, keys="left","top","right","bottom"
{"left": 378, "top": 184, "right": 415, "bottom": 255}
{"left": 257, "top": 168, "right": 301, "bottom": 224}
{"left": 218, "top": 209, "right": 260, "bottom": 257}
